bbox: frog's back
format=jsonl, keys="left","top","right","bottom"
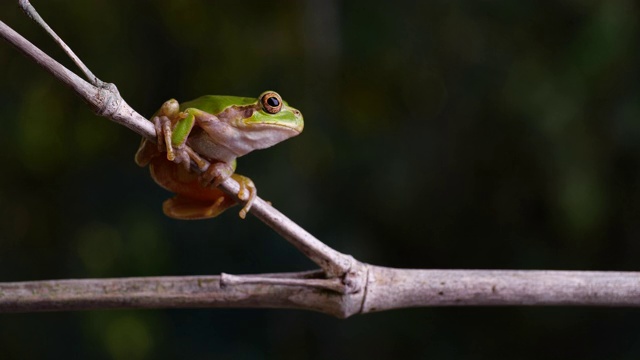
{"left": 179, "top": 95, "right": 257, "bottom": 115}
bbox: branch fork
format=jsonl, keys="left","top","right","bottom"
{"left": 6, "top": 0, "right": 362, "bottom": 295}
{"left": 2, "top": 1, "right": 640, "bottom": 317}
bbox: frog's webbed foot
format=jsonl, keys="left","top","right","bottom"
{"left": 201, "top": 163, "right": 257, "bottom": 219}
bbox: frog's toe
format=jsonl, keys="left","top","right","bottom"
{"left": 153, "top": 115, "right": 176, "bottom": 160}
{"left": 152, "top": 116, "right": 165, "bottom": 151}
{"left": 232, "top": 174, "right": 257, "bottom": 219}
{"left": 185, "top": 146, "right": 208, "bottom": 171}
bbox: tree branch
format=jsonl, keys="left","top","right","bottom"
{"left": 0, "top": 272, "right": 363, "bottom": 318}
{"left": 2, "top": 5, "right": 640, "bottom": 317}
{"left": 2, "top": 268, "right": 640, "bottom": 317}
{"left": 362, "top": 268, "right": 640, "bottom": 311}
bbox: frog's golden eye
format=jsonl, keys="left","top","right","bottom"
{"left": 261, "top": 92, "right": 283, "bottom": 114}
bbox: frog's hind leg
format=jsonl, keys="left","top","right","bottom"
{"left": 232, "top": 174, "right": 257, "bottom": 219}
{"left": 162, "top": 194, "right": 237, "bottom": 220}
{"left": 199, "top": 163, "right": 257, "bottom": 219}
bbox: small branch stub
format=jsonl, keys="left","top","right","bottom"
{"left": 220, "top": 272, "right": 349, "bottom": 294}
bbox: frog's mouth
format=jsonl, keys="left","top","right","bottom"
{"left": 241, "top": 106, "right": 304, "bottom": 133}
{"left": 242, "top": 114, "right": 304, "bottom": 134}
{"left": 258, "top": 121, "right": 304, "bottom": 134}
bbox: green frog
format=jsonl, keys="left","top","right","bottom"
{"left": 135, "top": 91, "right": 304, "bottom": 220}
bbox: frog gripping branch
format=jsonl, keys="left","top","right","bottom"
{"left": 134, "top": 93, "right": 303, "bottom": 220}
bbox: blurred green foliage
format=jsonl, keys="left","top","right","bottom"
{"left": 1, "top": 0, "right": 639, "bottom": 359}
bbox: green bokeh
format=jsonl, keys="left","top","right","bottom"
{"left": 1, "top": 0, "right": 639, "bottom": 359}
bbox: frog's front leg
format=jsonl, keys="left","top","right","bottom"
{"left": 146, "top": 99, "right": 190, "bottom": 168}
{"left": 135, "top": 100, "right": 179, "bottom": 167}
{"left": 152, "top": 103, "right": 213, "bottom": 171}
{"left": 151, "top": 99, "right": 179, "bottom": 154}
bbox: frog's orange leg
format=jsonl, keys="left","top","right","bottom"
{"left": 162, "top": 194, "right": 237, "bottom": 220}
{"left": 198, "top": 163, "right": 257, "bottom": 219}
{"left": 201, "top": 162, "right": 235, "bottom": 187}
{"left": 134, "top": 136, "right": 159, "bottom": 167}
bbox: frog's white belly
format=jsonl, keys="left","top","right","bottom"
{"left": 187, "top": 128, "right": 240, "bottom": 163}
{"left": 187, "top": 124, "right": 299, "bottom": 163}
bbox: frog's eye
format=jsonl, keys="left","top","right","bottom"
{"left": 261, "top": 92, "right": 283, "bottom": 114}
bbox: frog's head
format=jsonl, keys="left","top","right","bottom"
{"left": 245, "top": 91, "right": 304, "bottom": 133}
{"left": 229, "top": 91, "right": 304, "bottom": 150}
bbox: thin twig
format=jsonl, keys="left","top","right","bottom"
{"left": 19, "top": 0, "right": 104, "bottom": 87}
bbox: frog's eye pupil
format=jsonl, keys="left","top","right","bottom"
{"left": 267, "top": 97, "right": 280, "bottom": 107}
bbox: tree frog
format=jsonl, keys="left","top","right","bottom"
{"left": 135, "top": 91, "right": 304, "bottom": 220}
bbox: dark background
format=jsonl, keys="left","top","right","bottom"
{"left": 1, "top": 0, "right": 640, "bottom": 359}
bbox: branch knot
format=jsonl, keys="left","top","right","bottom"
{"left": 95, "top": 82, "right": 122, "bottom": 117}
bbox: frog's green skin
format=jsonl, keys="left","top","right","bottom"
{"left": 135, "top": 91, "right": 303, "bottom": 220}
